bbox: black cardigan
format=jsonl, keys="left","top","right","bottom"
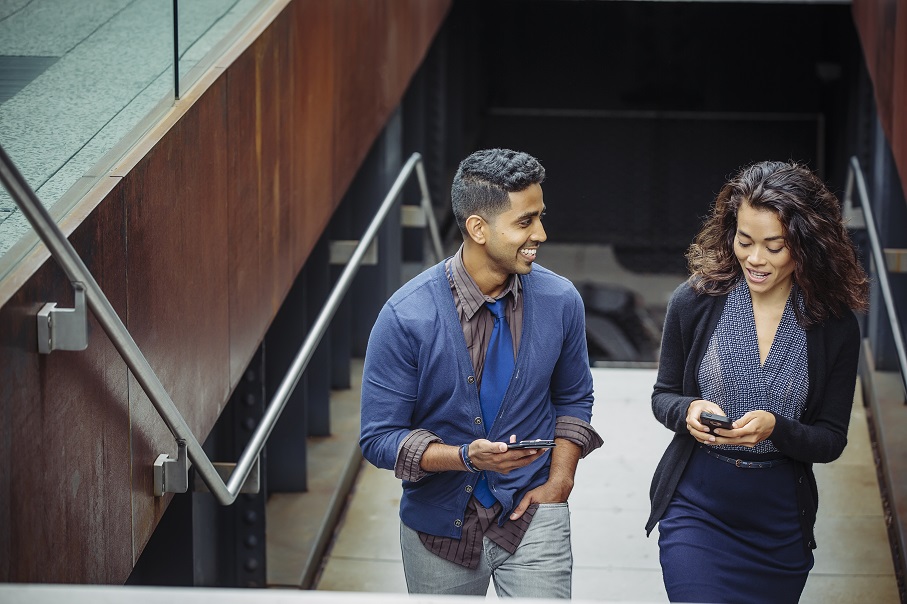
{"left": 645, "top": 281, "right": 861, "bottom": 552}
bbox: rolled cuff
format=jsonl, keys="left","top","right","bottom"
{"left": 555, "top": 416, "right": 603, "bottom": 458}
{"left": 394, "top": 429, "right": 443, "bottom": 482}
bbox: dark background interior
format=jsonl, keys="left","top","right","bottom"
{"left": 453, "top": 0, "right": 861, "bottom": 273}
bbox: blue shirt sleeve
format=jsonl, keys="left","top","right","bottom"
{"left": 359, "top": 302, "right": 421, "bottom": 471}
{"left": 550, "top": 286, "right": 595, "bottom": 423}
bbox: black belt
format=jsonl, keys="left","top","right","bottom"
{"left": 700, "top": 445, "right": 789, "bottom": 469}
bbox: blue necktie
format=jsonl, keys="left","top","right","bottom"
{"left": 473, "top": 297, "right": 515, "bottom": 507}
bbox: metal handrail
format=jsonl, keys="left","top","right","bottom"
{"left": 0, "top": 146, "right": 441, "bottom": 504}
{"left": 227, "top": 152, "right": 441, "bottom": 496}
{"left": 845, "top": 155, "right": 907, "bottom": 398}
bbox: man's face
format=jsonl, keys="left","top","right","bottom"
{"left": 482, "top": 183, "right": 547, "bottom": 276}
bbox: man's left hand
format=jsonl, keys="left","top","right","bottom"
{"left": 509, "top": 438, "right": 581, "bottom": 520}
{"left": 509, "top": 475, "right": 573, "bottom": 520}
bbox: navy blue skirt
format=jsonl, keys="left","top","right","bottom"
{"left": 658, "top": 445, "right": 814, "bottom": 604}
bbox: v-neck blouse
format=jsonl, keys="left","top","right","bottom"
{"left": 697, "top": 281, "right": 809, "bottom": 454}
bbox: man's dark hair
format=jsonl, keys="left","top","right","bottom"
{"left": 451, "top": 148, "right": 545, "bottom": 235}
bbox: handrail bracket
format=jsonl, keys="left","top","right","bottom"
{"left": 154, "top": 439, "right": 189, "bottom": 497}
{"left": 37, "top": 281, "right": 89, "bottom": 354}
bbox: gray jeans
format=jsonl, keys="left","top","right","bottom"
{"left": 400, "top": 502, "right": 573, "bottom": 598}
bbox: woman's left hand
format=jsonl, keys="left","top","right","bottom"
{"left": 720, "top": 411, "right": 776, "bottom": 447}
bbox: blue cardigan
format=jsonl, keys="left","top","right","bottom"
{"left": 646, "top": 281, "right": 861, "bottom": 552}
{"left": 360, "top": 261, "right": 595, "bottom": 539}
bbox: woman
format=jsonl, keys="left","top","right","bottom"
{"left": 645, "top": 161, "right": 869, "bottom": 603}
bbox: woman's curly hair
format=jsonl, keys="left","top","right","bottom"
{"left": 687, "top": 160, "right": 869, "bottom": 327}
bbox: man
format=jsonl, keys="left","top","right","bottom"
{"left": 359, "top": 148, "right": 602, "bottom": 598}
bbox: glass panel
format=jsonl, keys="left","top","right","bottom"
{"left": 0, "top": 0, "right": 270, "bottom": 283}
{"left": 176, "top": 0, "right": 268, "bottom": 96}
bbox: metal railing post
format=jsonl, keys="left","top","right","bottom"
{"left": 415, "top": 159, "right": 444, "bottom": 262}
{"left": 228, "top": 152, "right": 437, "bottom": 493}
{"left": 846, "top": 156, "right": 907, "bottom": 398}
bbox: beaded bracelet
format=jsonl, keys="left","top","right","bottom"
{"left": 460, "top": 443, "right": 480, "bottom": 473}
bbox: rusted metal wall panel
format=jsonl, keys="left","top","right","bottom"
{"left": 332, "top": 0, "right": 450, "bottom": 202}
{"left": 0, "top": 0, "right": 451, "bottom": 584}
{"left": 893, "top": 0, "right": 907, "bottom": 189}
{"left": 227, "top": 15, "right": 298, "bottom": 385}
{"left": 289, "top": 0, "right": 335, "bottom": 273}
{"left": 0, "top": 190, "right": 133, "bottom": 582}
{"left": 853, "top": 0, "right": 907, "bottom": 196}
{"left": 123, "top": 76, "right": 232, "bottom": 560}
{"left": 333, "top": 0, "right": 392, "bottom": 200}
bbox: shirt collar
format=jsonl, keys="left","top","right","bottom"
{"left": 449, "top": 244, "right": 521, "bottom": 321}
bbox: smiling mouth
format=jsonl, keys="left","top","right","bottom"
{"left": 520, "top": 247, "right": 537, "bottom": 260}
{"left": 747, "top": 268, "right": 769, "bottom": 281}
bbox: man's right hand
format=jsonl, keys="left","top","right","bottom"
{"left": 467, "top": 438, "right": 549, "bottom": 474}
{"left": 420, "top": 437, "right": 548, "bottom": 474}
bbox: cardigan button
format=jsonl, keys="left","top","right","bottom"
{"left": 474, "top": 417, "right": 482, "bottom": 425}
{"left": 455, "top": 519, "right": 462, "bottom": 527}
{"left": 467, "top": 376, "right": 475, "bottom": 384}
{"left": 465, "top": 485, "right": 473, "bottom": 493}
{"left": 808, "top": 540, "right": 816, "bottom": 549}
{"left": 798, "top": 476, "right": 803, "bottom": 484}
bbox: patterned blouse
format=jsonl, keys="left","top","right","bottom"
{"left": 697, "top": 280, "right": 809, "bottom": 454}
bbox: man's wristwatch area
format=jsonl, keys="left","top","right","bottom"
{"left": 460, "top": 443, "right": 480, "bottom": 473}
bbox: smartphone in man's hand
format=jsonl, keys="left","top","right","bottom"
{"left": 507, "top": 439, "right": 557, "bottom": 449}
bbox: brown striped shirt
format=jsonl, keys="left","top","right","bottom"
{"left": 394, "top": 245, "right": 603, "bottom": 568}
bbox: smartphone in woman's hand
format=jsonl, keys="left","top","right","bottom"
{"left": 700, "top": 412, "right": 733, "bottom": 431}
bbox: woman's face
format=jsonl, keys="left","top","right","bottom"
{"left": 734, "top": 202, "right": 796, "bottom": 300}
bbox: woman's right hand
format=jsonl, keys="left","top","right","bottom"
{"left": 685, "top": 399, "right": 726, "bottom": 444}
